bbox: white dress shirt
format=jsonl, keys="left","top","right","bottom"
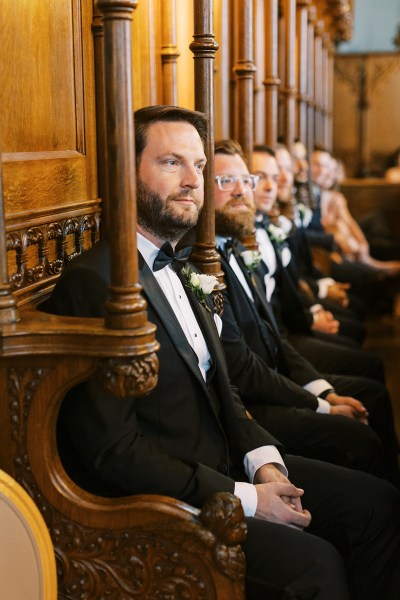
{"left": 138, "top": 232, "right": 286, "bottom": 516}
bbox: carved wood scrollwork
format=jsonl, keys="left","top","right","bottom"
{"left": 100, "top": 353, "right": 159, "bottom": 398}
{"left": 8, "top": 367, "right": 51, "bottom": 484}
{"left": 6, "top": 366, "right": 246, "bottom": 600}
{"left": 6, "top": 212, "right": 101, "bottom": 292}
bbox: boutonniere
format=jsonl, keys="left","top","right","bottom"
{"left": 182, "top": 266, "right": 218, "bottom": 312}
{"left": 297, "top": 202, "right": 313, "bottom": 226}
{"left": 267, "top": 223, "right": 288, "bottom": 245}
{"left": 240, "top": 250, "right": 262, "bottom": 273}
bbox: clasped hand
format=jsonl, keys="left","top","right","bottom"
{"left": 254, "top": 464, "right": 311, "bottom": 530}
{"left": 326, "top": 392, "right": 369, "bottom": 425}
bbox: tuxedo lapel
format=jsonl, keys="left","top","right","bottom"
{"left": 138, "top": 254, "right": 209, "bottom": 393}
{"left": 233, "top": 241, "right": 282, "bottom": 340}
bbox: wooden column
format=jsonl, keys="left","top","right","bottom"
{"left": 278, "top": 0, "right": 285, "bottom": 140}
{"left": 161, "top": 0, "right": 179, "bottom": 105}
{"left": 296, "top": 0, "right": 309, "bottom": 145}
{"left": 263, "top": 0, "right": 280, "bottom": 147}
{"left": 0, "top": 154, "right": 18, "bottom": 326}
{"left": 314, "top": 19, "right": 324, "bottom": 148}
{"left": 189, "top": 0, "right": 224, "bottom": 295}
{"left": 98, "top": 0, "right": 149, "bottom": 331}
{"left": 326, "top": 40, "right": 334, "bottom": 151}
{"left": 322, "top": 33, "right": 330, "bottom": 150}
{"left": 92, "top": 7, "right": 109, "bottom": 238}
{"left": 253, "top": 0, "right": 265, "bottom": 144}
{"left": 306, "top": 4, "right": 316, "bottom": 154}
{"left": 283, "top": 0, "right": 297, "bottom": 147}
{"left": 233, "top": 0, "right": 256, "bottom": 166}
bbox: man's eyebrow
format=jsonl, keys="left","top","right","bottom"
{"left": 157, "top": 152, "right": 207, "bottom": 163}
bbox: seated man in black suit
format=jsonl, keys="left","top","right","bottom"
{"left": 46, "top": 105, "right": 400, "bottom": 600}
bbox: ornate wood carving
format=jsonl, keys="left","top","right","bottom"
{"left": 6, "top": 211, "right": 101, "bottom": 294}
{"left": 324, "top": 0, "right": 353, "bottom": 43}
{"left": 0, "top": 148, "right": 18, "bottom": 325}
{"left": 263, "top": 0, "right": 280, "bottom": 147}
{"left": 100, "top": 353, "right": 159, "bottom": 397}
{"left": 189, "top": 1, "right": 225, "bottom": 292}
{"left": 6, "top": 362, "right": 246, "bottom": 599}
{"left": 334, "top": 53, "right": 400, "bottom": 176}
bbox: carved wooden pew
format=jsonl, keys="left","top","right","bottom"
{"left": 0, "top": 1, "right": 247, "bottom": 597}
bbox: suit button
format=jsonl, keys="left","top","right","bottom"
{"left": 218, "top": 462, "right": 228, "bottom": 474}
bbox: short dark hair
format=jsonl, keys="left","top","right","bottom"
{"left": 134, "top": 105, "right": 209, "bottom": 166}
{"left": 214, "top": 139, "right": 245, "bottom": 158}
{"left": 253, "top": 144, "right": 276, "bottom": 158}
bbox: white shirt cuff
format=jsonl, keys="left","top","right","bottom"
{"left": 234, "top": 481, "right": 258, "bottom": 516}
{"left": 303, "top": 378, "right": 332, "bottom": 397}
{"left": 317, "top": 277, "right": 335, "bottom": 299}
{"left": 317, "top": 398, "right": 331, "bottom": 413}
{"left": 243, "top": 445, "right": 288, "bottom": 482}
{"left": 310, "top": 303, "right": 323, "bottom": 316}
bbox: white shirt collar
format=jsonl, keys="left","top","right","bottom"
{"left": 215, "top": 235, "right": 229, "bottom": 252}
{"left": 137, "top": 232, "right": 161, "bottom": 271}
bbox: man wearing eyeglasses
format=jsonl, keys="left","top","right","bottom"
{"left": 47, "top": 108, "right": 400, "bottom": 600}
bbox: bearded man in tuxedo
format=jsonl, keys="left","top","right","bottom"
{"left": 46, "top": 105, "right": 400, "bottom": 600}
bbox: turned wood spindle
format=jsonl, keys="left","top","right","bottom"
{"left": 189, "top": 0, "right": 225, "bottom": 302}
{"left": 97, "top": 0, "right": 147, "bottom": 331}
{"left": 161, "top": 0, "right": 180, "bottom": 105}
{"left": 263, "top": 0, "right": 280, "bottom": 147}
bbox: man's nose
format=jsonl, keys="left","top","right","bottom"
{"left": 181, "top": 165, "right": 201, "bottom": 188}
{"left": 264, "top": 175, "right": 275, "bottom": 189}
{"left": 279, "top": 169, "right": 289, "bottom": 184}
{"left": 232, "top": 177, "right": 247, "bottom": 196}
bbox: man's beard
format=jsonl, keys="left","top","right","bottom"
{"left": 137, "top": 178, "right": 202, "bottom": 242}
{"left": 215, "top": 197, "right": 255, "bottom": 238}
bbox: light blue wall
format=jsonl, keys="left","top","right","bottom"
{"left": 337, "top": 0, "right": 400, "bottom": 53}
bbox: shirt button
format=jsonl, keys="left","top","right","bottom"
{"left": 194, "top": 333, "right": 198, "bottom": 337}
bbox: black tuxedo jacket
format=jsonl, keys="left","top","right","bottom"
{"left": 287, "top": 225, "right": 325, "bottom": 297}
{"left": 45, "top": 239, "right": 281, "bottom": 507}
{"left": 257, "top": 232, "right": 313, "bottom": 335}
{"left": 304, "top": 187, "right": 335, "bottom": 251}
{"left": 217, "top": 243, "right": 321, "bottom": 411}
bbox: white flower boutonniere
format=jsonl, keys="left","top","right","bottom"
{"left": 240, "top": 250, "right": 262, "bottom": 273}
{"left": 297, "top": 202, "right": 313, "bottom": 227}
{"left": 182, "top": 265, "right": 218, "bottom": 312}
{"left": 267, "top": 223, "right": 288, "bottom": 245}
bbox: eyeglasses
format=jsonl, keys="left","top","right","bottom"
{"left": 215, "top": 174, "right": 260, "bottom": 192}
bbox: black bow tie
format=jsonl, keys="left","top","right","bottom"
{"left": 255, "top": 214, "right": 270, "bottom": 229}
{"left": 224, "top": 238, "right": 239, "bottom": 261}
{"left": 153, "top": 242, "right": 192, "bottom": 273}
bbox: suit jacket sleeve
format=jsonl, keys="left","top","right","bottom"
{"left": 220, "top": 287, "right": 318, "bottom": 411}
